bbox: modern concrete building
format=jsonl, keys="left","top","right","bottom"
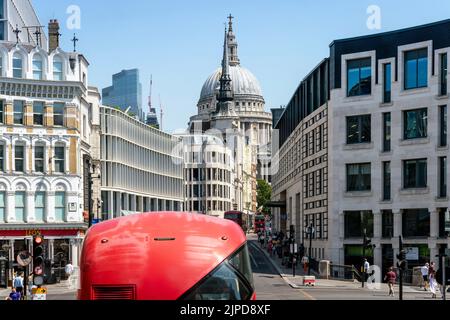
{"left": 272, "top": 20, "right": 450, "bottom": 274}
{"left": 0, "top": 12, "right": 95, "bottom": 285}
{"left": 99, "top": 106, "right": 184, "bottom": 219}
{"left": 102, "top": 69, "right": 144, "bottom": 121}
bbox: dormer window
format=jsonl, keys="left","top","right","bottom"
{"left": 13, "top": 53, "right": 23, "bottom": 78}
{"left": 53, "top": 56, "right": 63, "bottom": 81}
{"left": 33, "top": 55, "right": 43, "bottom": 80}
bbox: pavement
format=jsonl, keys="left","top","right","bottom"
{"left": 0, "top": 280, "right": 77, "bottom": 300}
{"left": 247, "top": 233, "right": 445, "bottom": 300}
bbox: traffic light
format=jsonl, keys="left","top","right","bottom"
{"left": 397, "top": 250, "right": 408, "bottom": 270}
{"left": 33, "top": 235, "right": 45, "bottom": 286}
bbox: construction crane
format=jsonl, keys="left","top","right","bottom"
{"left": 159, "top": 95, "right": 164, "bottom": 131}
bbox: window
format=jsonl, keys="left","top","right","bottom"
{"left": 404, "top": 48, "right": 428, "bottom": 90}
{"left": 35, "top": 146, "right": 45, "bottom": 173}
{"left": 383, "top": 113, "right": 391, "bottom": 152}
{"left": 55, "top": 192, "right": 66, "bottom": 222}
{"left": 12, "top": 53, "right": 23, "bottom": 78}
{"left": 15, "top": 192, "right": 25, "bottom": 222}
{"left": 440, "top": 105, "right": 447, "bottom": 147}
{"left": 402, "top": 209, "right": 430, "bottom": 238}
{"left": 0, "top": 144, "right": 3, "bottom": 172}
{"left": 14, "top": 145, "right": 24, "bottom": 172}
{"left": 404, "top": 108, "right": 427, "bottom": 140}
{"left": 0, "top": 192, "right": 4, "bottom": 222}
{"left": 347, "top": 163, "right": 371, "bottom": 192}
{"left": 32, "top": 55, "right": 43, "bottom": 80}
{"left": 439, "top": 157, "right": 447, "bottom": 198}
{"left": 33, "top": 102, "right": 44, "bottom": 125}
{"left": 53, "top": 56, "right": 63, "bottom": 81}
{"left": 13, "top": 101, "right": 24, "bottom": 125}
{"left": 383, "top": 162, "right": 391, "bottom": 201}
{"left": 346, "top": 115, "right": 371, "bottom": 144}
{"left": 347, "top": 58, "right": 371, "bottom": 97}
{"left": 383, "top": 63, "right": 391, "bottom": 103}
{"left": 404, "top": 159, "right": 427, "bottom": 189}
{"left": 441, "top": 53, "right": 447, "bottom": 96}
{"left": 382, "top": 210, "right": 394, "bottom": 239}
{"left": 54, "top": 146, "right": 65, "bottom": 173}
{"left": 344, "top": 211, "right": 374, "bottom": 238}
{"left": 0, "top": 100, "right": 3, "bottom": 123}
{"left": 35, "top": 192, "right": 45, "bottom": 222}
{"left": 53, "top": 103, "right": 65, "bottom": 126}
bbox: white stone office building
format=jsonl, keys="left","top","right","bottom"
{"left": 272, "top": 20, "right": 450, "bottom": 274}
{"left": 99, "top": 106, "right": 185, "bottom": 218}
{"left": 178, "top": 133, "right": 234, "bottom": 217}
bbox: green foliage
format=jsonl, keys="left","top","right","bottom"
{"left": 257, "top": 179, "right": 272, "bottom": 215}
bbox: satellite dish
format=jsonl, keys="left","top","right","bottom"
{"left": 17, "top": 251, "right": 32, "bottom": 267}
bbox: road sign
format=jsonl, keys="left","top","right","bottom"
{"left": 17, "top": 251, "right": 32, "bottom": 267}
{"left": 32, "top": 287, "right": 47, "bottom": 300}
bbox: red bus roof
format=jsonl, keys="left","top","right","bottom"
{"left": 79, "top": 212, "right": 246, "bottom": 300}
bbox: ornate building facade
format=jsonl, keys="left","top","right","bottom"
{"left": 0, "top": 15, "right": 94, "bottom": 285}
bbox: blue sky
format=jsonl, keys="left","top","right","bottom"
{"left": 34, "top": 0, "right": 450, "bottom": 133}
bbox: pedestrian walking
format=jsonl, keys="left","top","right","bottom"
{"left": 65, "top": 261, "right": 74, "bottom": 277}
{"left": 13, "top": 272, "right": 24, "bottom": 298}
{"left": 429, "top": 262, "right": 438, "bottom": 299}
{"left": 420, "top": 263, "right": 429, "bottom": 291}
{"left": 384, "top": 267, "right": 397, "bottom": 297}
{"left": 363, "top": 259, "right": 370, "bottom": 282}
{"left": 302, "top": 256, "right": 309, "bottom": 274}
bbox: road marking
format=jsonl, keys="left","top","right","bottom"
{"left": 248, "top": 243, "right": 260, "bottom": 268}
{"left": 297, "top": 288, "right": 317, "bottom": 301}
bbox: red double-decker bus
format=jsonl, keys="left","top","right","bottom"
{"left": 78, "top": 212, "right": 255, "bottom": 300}
{"left": 254, "top": 215, "right": 266, "bottom": 234}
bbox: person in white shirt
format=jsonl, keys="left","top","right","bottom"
{"left": 420, "top": 263, "right": 429, "bottom": 291}
{"left": 65, "top": 261, "right": 74, "bottom": 277}
{"left": 363, "top": 259, "right": 370, "bottom": 282}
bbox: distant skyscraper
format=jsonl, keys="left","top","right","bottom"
{"left": 102, "top": 69, "right": 143, "bottom": 121}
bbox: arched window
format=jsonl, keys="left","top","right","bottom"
{"left": 33, "top": 54, "right": 43, "bottom": 80}
{"left": 13, "top": 53, "right": 23, "bottom": 78}
{"left": 53, "top": 56, "right": 63, "bottom": 80}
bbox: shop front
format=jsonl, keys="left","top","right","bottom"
{"left": 0, "top": 227, "right": 85, "bottom": 288}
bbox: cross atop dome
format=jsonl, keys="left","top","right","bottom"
{"left": 228, "top": 14, "right": 234, "bottom": 32}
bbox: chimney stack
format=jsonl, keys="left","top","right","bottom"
{"left": 48, "top": 19, "right": 60, "bottom": 53}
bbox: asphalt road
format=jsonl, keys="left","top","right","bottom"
{"left": 247, "top": 240, "right": 441, "bottom": 301}
{"left": 248, "top": 241, "right": 311, "bottom": 300}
